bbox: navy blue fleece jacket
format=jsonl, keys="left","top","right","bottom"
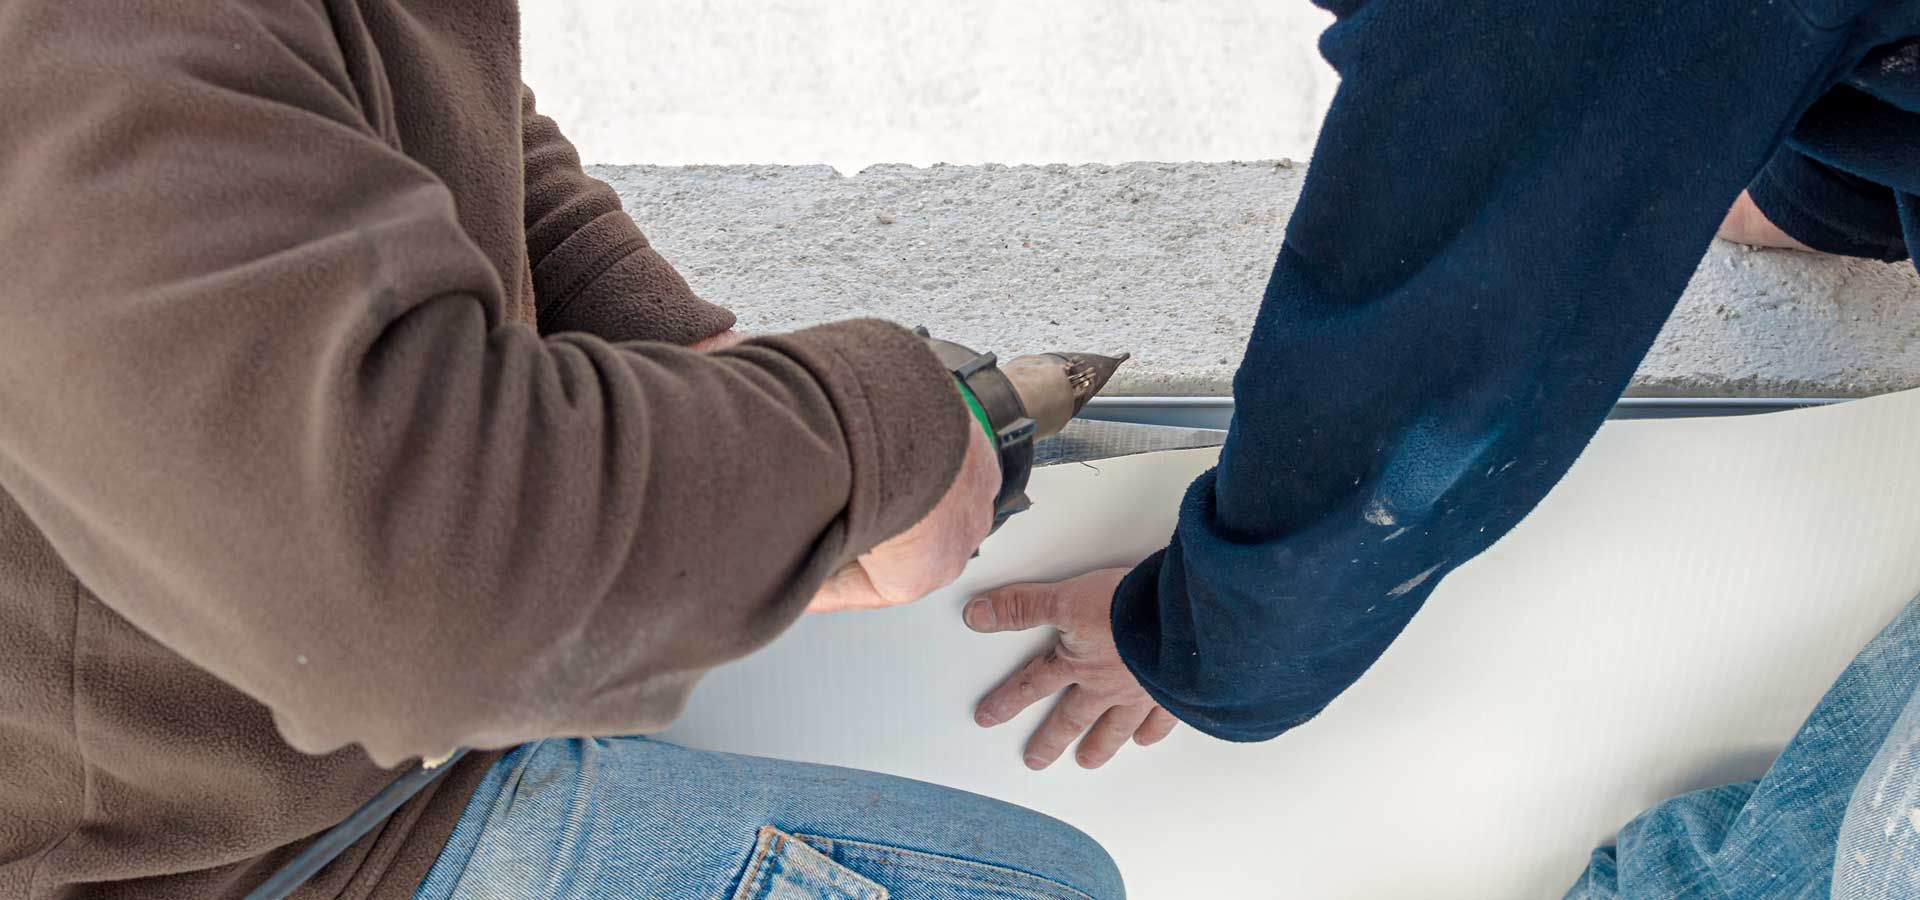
{"left": 1114, "top": 0, "right": 1920, "bottom": 741}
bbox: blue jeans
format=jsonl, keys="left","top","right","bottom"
{"left": 414, "top": 737, "right": 1123, "bottom": 899}
{"left": 1567, "top": 597, "right": 1920, "bottom": 898}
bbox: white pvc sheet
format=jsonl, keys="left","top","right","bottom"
{"left": 662, "top": 389, "right": 1920, "bottom": 898}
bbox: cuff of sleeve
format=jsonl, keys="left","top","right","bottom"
{"left": 1110, "top": 547, "right": 1280, "bottom": 743}
{"left": 756, "top": 319, "right": 970, "bottom": 564}
{"left": 1748, "top": 148, "right": 1909, "bottom": 263}
{"left": 1110, "top": 547, "right": 1179, "bottom": 707}
{"left": 535, "top": 211, "right": 737, "bottom": 345}
{"left": 1111, "top": 552, "right": 1326, "bottom": 743}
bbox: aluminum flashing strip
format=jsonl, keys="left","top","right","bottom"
{"left": 1033, "top": 419, "right": 1225, "bottom": 467}
{"left": 1081, "top": 395, "right": 1850, "bottom": 430}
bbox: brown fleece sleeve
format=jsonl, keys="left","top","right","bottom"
{"left": 521, "top": 86, "right": 737, "bottom": 344}
{"left": 0, "top": 4, "right": 966, "bottom": 767}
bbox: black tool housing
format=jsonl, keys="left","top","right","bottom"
{"left": 916, "top": 329, "right": 1036, "bottom": 530}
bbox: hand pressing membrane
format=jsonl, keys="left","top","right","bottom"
{"left": 808, "top": 418, "right": 1000, "bottom": 613}
{"left": 968, "top": 567, "right": 1179, "bottom": 770}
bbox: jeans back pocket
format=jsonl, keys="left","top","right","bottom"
{"left": 731, "top": 827, "right": 889, "bottom": 900}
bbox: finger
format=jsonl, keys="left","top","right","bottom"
{"left": 964, "top": 582, "right": 1061, "bottom": 633}
{"left": 1133, "top": 706, "right": 1179, "bottom": 746}
{"left": 974, "top": 646, "right": 1072, "bottom": 727}
{"left": 1076, "top": 705, "right": 1153, "bottom": 769}
{"left": 1024, "top": 685, "right": 1108, "bottom": 771}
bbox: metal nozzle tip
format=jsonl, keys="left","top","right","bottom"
{"left": 1002, "top": 350, "right": 1132, "bottom": 440}
{"left": 1061, "top": 351, "right": 1130, "bottom": 411}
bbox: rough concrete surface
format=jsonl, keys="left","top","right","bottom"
{"left": 596, "top": 162, "right": 1920, "bottom": 397}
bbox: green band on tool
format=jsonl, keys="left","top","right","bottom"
{"left": 954, "top": 379, "right": 998, "bottom": 445}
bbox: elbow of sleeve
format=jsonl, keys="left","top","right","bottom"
{"left": 257, "top": 640, "right": 615, "bottom": 768}
{"left": 227, "top": 575, "right": 610, "bottom": 766}
{"left": 241, "top": 630, "right": 493, "bottom": 766}
{"left": 247, "top": 577, "right": 701, "bottom": 766}
{"left": 265, "top": 684, "right": 478, "bottom": 769}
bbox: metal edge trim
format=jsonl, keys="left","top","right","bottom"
{"left": 1081, "top": 395, "right": 1852, "bottom": 429}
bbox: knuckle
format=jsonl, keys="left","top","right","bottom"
{"left": 1016, "top": 590, "right": 1059, "bottom": 624}
{"left": 987, "top": 586, "right": 1045, "bottom": 625}
{"left": 984, "top": 586, "right": 1025, "bottom": 618}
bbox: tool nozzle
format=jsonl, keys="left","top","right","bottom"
{"left": 1002, "top": 350, "right": 1132, "bottom": 440}
{"left": 1065, "top": 352, "right": 1129, "bottom": 412}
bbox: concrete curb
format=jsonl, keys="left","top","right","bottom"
{"left": 596, "top": 162, "right": 1920, "bottom": 397}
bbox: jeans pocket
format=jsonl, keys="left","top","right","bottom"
{"left": 731, "top": 826, "right": 890, "bottom": 900}
{"left": 787, "top": 834, "right": 1100, "bottom": 900}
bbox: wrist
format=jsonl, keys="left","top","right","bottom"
{"left": 953, "top": 379, "right": 998, "bottom": 445}
{"left": 690, "top": 329, "right": 747, "bottom": 352}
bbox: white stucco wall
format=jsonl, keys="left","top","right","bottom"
{"left": 521, "top": 1, "right": 1340, "bottom": 172}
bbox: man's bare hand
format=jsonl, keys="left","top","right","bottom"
{"left": 808, "top": 418, "right": 1000, "bottom": 613}
{"left": 966, "top": 567, "right": 1179, "bottom": 769}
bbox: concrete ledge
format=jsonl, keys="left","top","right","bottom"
{"left": 596, "top": 162, "right": 1920, "bottom": 397}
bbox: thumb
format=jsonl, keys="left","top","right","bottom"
{"left": 964, "top": 583, "right": 1061, "bottom": 633}
{"left": 808, "top": 561, "right": 880, "bottom": 614}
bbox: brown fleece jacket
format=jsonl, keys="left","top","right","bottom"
{"left": 0, "top": 1, "right": 968, "bottom": 897}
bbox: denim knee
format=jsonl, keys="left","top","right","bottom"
{"left": 1834, "top": 686, "right": 1920, "bottom": 899}
{"left": 977, "top": 803, "right": 1123, "bottom": 900}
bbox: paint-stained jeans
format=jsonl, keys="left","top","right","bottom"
{"left": 413, "top": 737, "right": 1123, "bottom": 900}
{"left": 1567, "top": 596, "right": 1920, "bottom": 898}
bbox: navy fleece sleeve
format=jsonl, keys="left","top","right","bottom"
{"left": 1749, "top": 113, "right": 1910, "bottom": 262}
{"left": 1112, "top": 0, "right": 1866, "bottom": 741}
